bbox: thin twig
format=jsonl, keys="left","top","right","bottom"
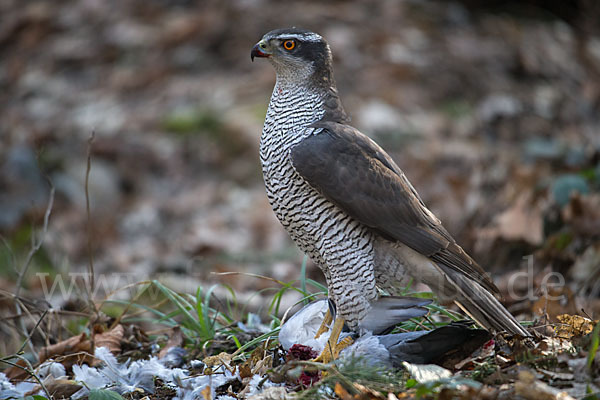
{"left": 13, "top": 184, "right": 55, "bottom": 361}
{"left": 14, "top": 297, "right": 49, "bottom": 345}
{"left": 423, "top": 314, "right": 437, "bottom": 330}
{"left": 0, "top": 356, "right": 51, "bottom": 399}
{"left": 18, "top": 310, "right": 49, "bottom": 356}
{"left": 580, "top": 308, "right": 594, "bottom": 321}
{"left": 410, "top": 317, "right": 430, "bottom": 331}
{"left": 85, "top": 131, "right": 98, "bottom": 315}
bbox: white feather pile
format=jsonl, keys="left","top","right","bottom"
{"left": 0, "top": 372, "right": 38, "bottom": 398}
{"left": 70, "top": 346, "right": 280, "bottom": 399}
{"left": 36, "top": 361, "right": 66, "bottom": 380}
{"left": 0, "top": 344, "right": 282, "bottom": 400}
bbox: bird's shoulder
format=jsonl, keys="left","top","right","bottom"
{"left": 291, "top": 120, "right": 439, "bottom": 228}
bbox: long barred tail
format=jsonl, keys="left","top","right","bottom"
{"left": 442, "top": 267, "right": 531, "bottom": 337}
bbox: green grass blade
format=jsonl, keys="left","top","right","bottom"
{"left": 306, "top": 279, "right": 328, "bottom": 294}
{"left": 152, "top": 280, "right": 204, "bottom": 334}
{"left": 233, "top": 328, "right": 280, "bottom": 357}
{"left": 588, "top": 322, "right": 600, "bottom": 369}
{"left": 103, "top": 299, "right": 172, "bottom": 321}
{"left": 426, "top": 303, "right": 462, "bottom": 321}
{"left": 300, "top": 254, "right": 308, "bottom": 304}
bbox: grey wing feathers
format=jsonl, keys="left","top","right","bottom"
{"left": 378, "top": 321, "right": 491, "bottom": 365}
{"left": 358, "top": 296, "right": 432, "bottom": 335}
{"left": 290, "top": 121, "right": 499, "bottom": 295}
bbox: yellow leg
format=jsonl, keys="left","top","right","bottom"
{"left": 314, "top": 309, "right": 333, "bottom": 339}
{"left": 312, "top": 317, "right": 354, "bottom": 364}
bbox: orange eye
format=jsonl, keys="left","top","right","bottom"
{"left": 283, "top": 40, "right": 296, "bottom": 50}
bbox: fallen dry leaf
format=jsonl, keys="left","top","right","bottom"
{"left": 203, "top": 351, "right": 233, "bottom": 366}
{"left": 4, "top": 358, "right": 30, "bottom": 381}
{"left": 242, "top": 341, "right": 274, "bottom": 377}
{"left": 38, "top": 333, "right": 91, "bottom": 364}
{"left": 515, "top": 370, "right": 575, "bottom": 400}
{"left": 34, "top": 325, "right": 124, "bottom": 372}
{"left": 334, "top": 382, "right": 378, "bottom": 400}
{"left": 353, "top": 382, "right": 385, "bottom": 399}
{"left": 203, "top": 351, "right": 234, "bottom": 373}
{"left": 555, "top": 314, "right": 597, "bottom": 339}
{"left": 537, "top": 337, "right": 574, "bottom": 356}
{"left": 158, "top": 326, "right": 183, "bottom": 359}
{"left": 5, "top": 333, "right": 93, "bottom": 381}
{"left": 238, "top": 362, "right": 253, "bottom": 380}
{"left": 335, "top": 382, "right": 354, "bottom": 400}
{"left": 94, "top": 324, "right": 124, "bottom": 354}
{"left": 253, "top": 356, "right": 273, "bottom": 376}
{"left": 38, "top": 378, "right": 83, "bottom": 399}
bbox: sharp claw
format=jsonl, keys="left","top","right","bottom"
{"left": 312, "top": 336, "right": 354, "bottom": 364}
{"left": 311, "top": 317, "right": 352, "bottom": 364}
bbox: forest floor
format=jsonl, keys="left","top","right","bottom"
{"left": 1, "top": 0, "right": 599, "bottom": 398}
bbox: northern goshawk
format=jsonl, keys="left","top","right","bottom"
{"left": 251, "top": 28, "right": 529, "bottom": 354}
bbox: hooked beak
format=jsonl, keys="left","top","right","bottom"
{"left": 251, "top": 40, "right": 271, "bottom": 62}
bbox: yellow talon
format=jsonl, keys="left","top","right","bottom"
{"left": 312, "top": 317, "right": 353, "bottom": 364}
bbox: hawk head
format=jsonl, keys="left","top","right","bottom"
{"left": 251, "top": 28, "right": 334, "bottom": 86}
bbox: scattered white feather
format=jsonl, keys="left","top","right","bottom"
{"left": 161, "top": 346, "right": 187, "bottom": 368}
{"left": 244, "top": 374, "right": 282, "bottom": 397}
{"left": 171, "top": 367, "right": 237, "bottom": 400}
{"left": 238, "top": 313, "right": 271, "bottom": 334}
{"left": 71, "top": 347, "right": 240, "bottom": 400}
{"left": 36, "top": 361, "right": 66, "bottom": 380}
{"left": 339, "top": 333, "right": 392, "bottom": 368}
{"left": 402, "top": 361, "right": 452, "bottom": 383}
{"left": 0, "top": 372, "right": 37, "bottom": 398}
